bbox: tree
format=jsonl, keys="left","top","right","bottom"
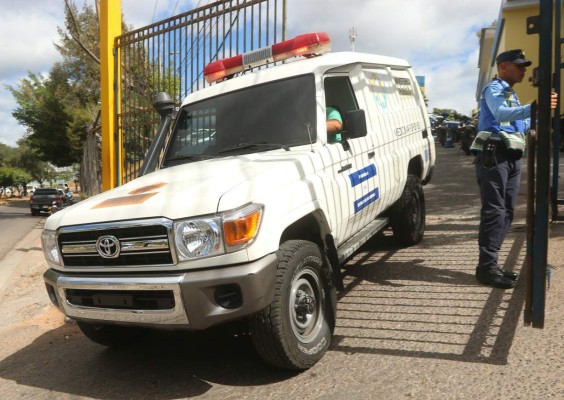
{"left": 0, "top": 143, "right": 16, "bottom": 167}
{"left": 9, "top": 66, "right": 81, "bottom": 166}
{"left": 432, "top": 108, "right": 468, "bottom": 121}
{"left": 7, "top": 2, "right": 171, "bottom": 193}
{"left": 8, "top": 140, "right": 52, "bottom": 187}
{"left": 0, "top": 167, "right": 32, "bottom": 192}
{"left": 7, "top": 2, "right": 101, "bottom": 189}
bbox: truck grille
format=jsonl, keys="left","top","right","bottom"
{"left": 65, "top": 288, "right": 175, "bottom": 310}
{"left": 58, "top": 219, "right": 175, "bottom": 267}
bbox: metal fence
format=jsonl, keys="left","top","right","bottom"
{"left": 115, "top": 0, "right": 286, "bottom": 183}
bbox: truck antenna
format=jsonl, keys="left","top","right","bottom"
{"left": 349, "top": 27, "right": 357, "bottom": 52}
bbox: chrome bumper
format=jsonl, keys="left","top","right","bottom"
{"left": 43, "top": 253, "right": 278, "bottom": 329}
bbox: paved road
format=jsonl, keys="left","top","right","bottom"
{"left": 0, "top": 147, "right": 562, "bottom": 399}
{"left": 0, "top": 201, "right": 44, "bottom": 260}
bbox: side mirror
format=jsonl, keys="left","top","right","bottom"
{"left": 344, "top": 109, "right": 367, "bottom": 139}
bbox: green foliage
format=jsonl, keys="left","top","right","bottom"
{"left": 0, "top": 167, "right": 32, "bottom": 188}
{"left": 432, "top": 108, "right": 469, "bottom": 121}
{"left": 9, "top": 140, "right": 52, "bottom": 185}
{"left": 6, "top": 2, "right": 176, "bottom": 180}
{"left": 0, "top": 143, "right": 15, "bottom": 167}
{"left": 6, "top": 2, "right": 101, "bottom": 168}
{"left": 8, "top": 66, "right": 81, "bottom": 166}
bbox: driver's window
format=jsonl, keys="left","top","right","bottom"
{"left": 324, "top": 76, "right": 359, "bottom": 143}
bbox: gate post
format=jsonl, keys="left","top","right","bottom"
{"left": 100, "top": 0, "right": 122, "bottom": 190}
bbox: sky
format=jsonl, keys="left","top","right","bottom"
{"left": 0, "top": 0, "right": 501, "bottom": 147}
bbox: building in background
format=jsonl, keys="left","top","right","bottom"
{"left": 476, "top": 0, "right": 563, "bottom": 109}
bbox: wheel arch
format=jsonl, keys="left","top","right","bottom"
{"left": 279, "top": 210, "right": 342, "bottom": 291}
{"left": 408, "top": 155, "right": 423, "bottom": 181}
{"left": 279, "top": 210, "right": 329, "bottom": 249}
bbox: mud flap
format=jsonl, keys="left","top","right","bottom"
{"left": 325, "top": 234, "right": 344, "bottom": 292}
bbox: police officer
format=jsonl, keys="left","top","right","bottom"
{"left": 471, "top": 49, "right": 557, "bottom": 289}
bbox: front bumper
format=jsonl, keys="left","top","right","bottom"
{"left": 31, "top": 203, "right": 53, "bottom": 211}
{"left": 43, "top": 253, "right": 277, "bottom": 330}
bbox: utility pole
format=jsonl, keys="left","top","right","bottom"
{"left": 349, "top": 27, "right": 357, "bottom": 52}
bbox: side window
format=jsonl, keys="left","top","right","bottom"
{"left": 324, "top": 76, "right": 359, "bottom": 142}
{"left": 364, "top": 67, "right": 399, "bottom": 112}
{"left": 389, "top": 68, "right": 419, "bottom": 110}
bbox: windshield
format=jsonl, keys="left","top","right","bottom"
{"left": 163, "top": 74, "right": 316, "bottom": 167}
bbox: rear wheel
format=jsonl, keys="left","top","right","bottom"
{"left": 249, "top": 240, "right": 335, "bottom": 370}
{"left": 77, "top": 321, "right": 147, "bottom": 347}
{"left": 390, "top": 174, "right": 426, "bottom": 246}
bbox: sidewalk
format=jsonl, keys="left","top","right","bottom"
{"left": 0, "top": 196, "right": 28, "bottom": 206}
{"left": 0, "top": 218, "right": 46, "bottom": 305}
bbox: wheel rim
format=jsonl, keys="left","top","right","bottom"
{"left": 289, "top": 266, "right": 323, "bottom": 343}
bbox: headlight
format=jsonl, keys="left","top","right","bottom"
{"left": 173, "top": 203, "right": 264, "bottom": 261}
{"left": 41, "top": 230, "right": 61, "bottom": 265}
{"left": 174, "top": 217, "right": 223, "bottom": 260}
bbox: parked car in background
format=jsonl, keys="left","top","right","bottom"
{"left": 30, "top": 188, "right": 63, "bottom": 216}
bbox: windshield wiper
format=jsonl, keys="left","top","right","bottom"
{"left": 218, "top": 142, "right": 290, "bottom": 154}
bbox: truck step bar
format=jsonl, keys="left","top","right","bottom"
{"left": 337, "top": 218, "right": 388, "bottom": 264}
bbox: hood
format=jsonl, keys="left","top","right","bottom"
{"left": 45, "top": 153, "right": 307, "bottom": 229}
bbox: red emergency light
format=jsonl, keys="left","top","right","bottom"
{"left": 204, "top": 32, "right": 331, "bottom": 83}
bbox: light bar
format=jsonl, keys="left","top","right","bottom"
{"left": 204, "top": 32, "right": 331, "bottom": 83}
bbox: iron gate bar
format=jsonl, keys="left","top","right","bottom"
{"left": 114, "top": 0, "right": 285, "bottom": 184}
{"left": 117, "top": 0, "right": 269, "bottom": 45}
{"left": 552, "top": 0, "right": 563, "bottom": 221}
{"left": 525, "top": 0, "right": 553, "bottom": 329}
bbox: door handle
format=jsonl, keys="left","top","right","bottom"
{"left": 338, "top": 164, "right": 352, "bottom": 173}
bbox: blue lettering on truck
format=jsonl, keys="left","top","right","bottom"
{"left": 354, "top": 188, "right": 380, "bottom": 213}
{"left": 349, "top": 164, "right": 377, "bottom": 187}
{"left": 349, "top": 164, "right": 380, "bottom": 213}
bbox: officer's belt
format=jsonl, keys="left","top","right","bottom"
{"left": 470, "top": 130, "right": 526, "bottom": 153}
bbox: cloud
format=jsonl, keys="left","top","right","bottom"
{"left": 286, "top": 0, "right": 500, "bottom": 115}
{"left": 0, "top": 0, "right": 501, "bottom": 146}
{"left": 0, "top": 1, "right": 63, "bottom": 81}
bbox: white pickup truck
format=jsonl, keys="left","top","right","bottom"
{"left": 42, "top": 33, "right": 435, "bottom": 370}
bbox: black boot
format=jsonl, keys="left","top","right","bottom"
{"left": 476, "top": 267, "right": 516, "bottom": 289}
{"left": 501, "top": 269, "right": 518, "bottom": 281}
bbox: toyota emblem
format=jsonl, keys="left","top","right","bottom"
{"left": 96, "top": 235, "right": 121, "bottom": 258}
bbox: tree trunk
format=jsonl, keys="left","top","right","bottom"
{"left": 80, "top": 113, "right": 102, "bottom": 197}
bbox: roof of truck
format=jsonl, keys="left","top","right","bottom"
{"left": 182, "top": 51, "right": 411, "bottom": 105}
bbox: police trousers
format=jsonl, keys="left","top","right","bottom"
{"left": 474, "top": 150, "right": 521, "bottom": 270}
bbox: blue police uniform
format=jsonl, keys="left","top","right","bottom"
{"left": 473, "top": 50, "right": 532, "bottom": 289}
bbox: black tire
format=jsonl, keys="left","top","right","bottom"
{"left": 249, "top": 240, "right": 335, "bottom": 370}
{"left": 77, "top": 321, "right": 146, "bottom": 347}
{"left": 390, "top": 174, "right": 426, "bottom": 246}
{"left": 31, "top": 210, "right": 39, "bottom": 216}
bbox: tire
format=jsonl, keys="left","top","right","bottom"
{"left": 31, "top": 210, "right": 39, "bottom": 216}
{"left": 77, "top": 321, "right": 147, "bottom": 347}
{"left": 390, "top": 174, "right": 426, "bottom": 246}
{"left": 249, "top": 240, "right": 335, "bottom": 370}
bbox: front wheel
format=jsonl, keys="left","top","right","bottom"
{"left": 390, "top": 174, "right": 426, "bottom": 246}
{"left": 249, "top": 240, "right": 335, "bottom": 370}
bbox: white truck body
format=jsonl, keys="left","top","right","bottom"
{"left": 43, "top": 49, "right": 435, "bottom": 369}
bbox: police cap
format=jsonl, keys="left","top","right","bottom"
{"left": 495, "top": 49, "right": 532, "bottom": 66}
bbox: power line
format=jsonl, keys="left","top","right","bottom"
{"left": 151, "top": 0, "right": 159, "bottom": 23}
